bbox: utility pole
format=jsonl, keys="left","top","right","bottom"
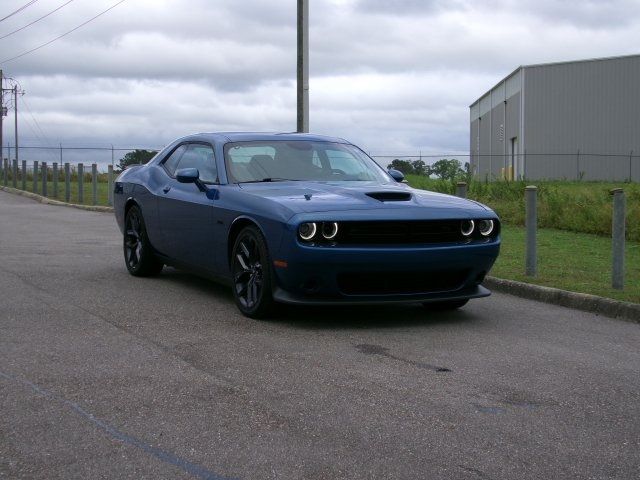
{"left": 296, "top": 0, "right": 309, "bottom": 133}
{"left": 13, "top": 85, "right": 18, "bottom": 165}
{"left": 0, "top": 70, "right": 4, "bottom": 162}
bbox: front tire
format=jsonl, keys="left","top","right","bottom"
{"left": 231, "top": 226, "right": 275, "bottom": 319}
{"left": 123, "top": 205, "right": 163, "bottom": 277}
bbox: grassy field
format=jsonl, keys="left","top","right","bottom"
{"left": 494, "top": 225, "right": 639, "bottom": 304}
{"left": 8, "top": 179, "right": 114, "bottom": 206}
{"left": 407, "top": 176, "right": 640, "bottom": 242}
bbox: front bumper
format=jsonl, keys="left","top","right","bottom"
{"left": 270, "top": 236, "right": 500, "bottom": 305}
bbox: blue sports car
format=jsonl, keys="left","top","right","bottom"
{"left": 114, "top": 132, "right": 500, "bottom": 318}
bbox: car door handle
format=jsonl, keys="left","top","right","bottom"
{"left": 163, "top": 186, "right": 171, "bottom": 194}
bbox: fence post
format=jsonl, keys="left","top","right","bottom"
{"left": 108, "top": 165, "right": 114, "bottom": 206}
{"left": 53, "top": 162, "right": 58, "bottom": 198}
{"left": 33, "top": 161, "right": 38, "bottom": 194}
{"left": 455, "top": 181, "right": 467, "bottom": 198}
{"left": 41, "top": 162, "right": 47, "bottom": 197}
{"left": 21, "top": 160, "right": 26, "bottom": 190}
{"left": 12, "top": 159, "right": 17, "bottom": 188}
{"left": 2, "top": 158, "right": 7, "bottom": 186}
{"left": 611, "top": 188, "right": 625, "bottom": 290}
{"left": 78, "top": 163, "right": 84, "bottom": 204}
{"left": 525, "top": 185, "right": 537, "bottom": 277}
{"left": 64, "top": 162, "right": 70, "bottom": 203}
{"left": 91, "top": 163, "right": 98, "bottom": 205}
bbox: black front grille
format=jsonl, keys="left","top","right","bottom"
{"left": 339, "top": 220, "right": 466, "bottom": 244}
{"left": 337, "top": 269, "right": 469, "bottom": 295}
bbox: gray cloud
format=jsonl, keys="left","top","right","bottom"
{"left": 1, "top": 0, "right": 639, "bottom": 160}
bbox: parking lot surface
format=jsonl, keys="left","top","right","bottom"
{"left": 1, "top": 190, "right": 639, "bottom": 479}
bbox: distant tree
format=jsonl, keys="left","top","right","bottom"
{"left": 389, "top": 159, "right": 415, "bottom": 175}
{"left": 429, "top": 159, "right": 465, "bottom": 181}
{"left": 117, "top": 149, "right": 157, "bottom": 171}
{"left": 411, "top": 159, "right": 427, "bottom": 175}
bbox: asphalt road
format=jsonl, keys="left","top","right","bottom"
{"left": 1, "top": 190, "right": 639, "bottom": 480}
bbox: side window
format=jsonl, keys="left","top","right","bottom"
{"left": 175, "top": 144, "right": 218, "bottom": 183}
{"left": 162, "top": 145, "right": 187, "bottom": 176}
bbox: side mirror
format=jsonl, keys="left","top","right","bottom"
{"left": 176, "top": 167, "right": 210, "bottom": 194}
{"left": 388, "top": 168, "right": 405, "bottom": 182}
{"left": 176, "top": 168, "right": 200, "bottom": 183}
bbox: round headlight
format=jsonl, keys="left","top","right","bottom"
{"left": 298, "top": 222, "right": 317, "bottom": 241}
{"left": 478, "top": 219, "right": 494, "bottom": 236}
{"left": 321, "top": 222, "right": 339, "bottom": 240}
{"left": 461, "top": 219, "right": 475, "bottom": 237}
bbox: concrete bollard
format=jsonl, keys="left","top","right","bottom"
{"left": 41, "top": 162, "right": 47, "bottom": 197}
{"left": 33, "top": 161, "right": 38, "bottom": 194}
{"left": 12, "top": 160, "right": 17, "bottom": 188}
{"left": 78, "top": 163, "right": 84, "bottom": 204}
{"left": 64, "top": 163, "right": 70, "bottom": 202}
{"left": 53, "top": 162, "right": 58, "bottom": 198}
{"left": 611, "top": 188, "right": 625, "bottom": 290}
{"left": 92, "top": 163, "right": 98, "bottom": 205}
{"left": 108, "top": 165, "right": 114, "bottom": 206}
{"left": 525, "top": 185, "right": 537, "bottom": 277}
{"left": 21, "top": 160, "right": 26, "bottom": 191}
{"left": 455, "top": 181, "right": 468, "bottom": 198}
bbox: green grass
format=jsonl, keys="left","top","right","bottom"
{"left": 5, "top": 179, "right": 113, "bottom": 206}
{"left": 406, "top": 176, "right": 640, "bottom": 242}
{"left": 493, "top": 225, "right": 640, "bottom": 304}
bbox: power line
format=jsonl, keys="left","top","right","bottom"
{"left": 0, "top": 0, "right": 40, "bottom": 23}
{"left": 0, "top": 0, "right": 75, "bottom": 40}
{"left": 0, "top": 0, "right": 126, "bottom": 64}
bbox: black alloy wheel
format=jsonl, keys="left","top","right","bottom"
{"left": 124, "top": 205, "right": 163, "bottom": 276}
{"left": 231, "top": 226, "right": 275, "bottom": 318}
{"left": 422, "top": 299, "right": 469, "bottom": 310}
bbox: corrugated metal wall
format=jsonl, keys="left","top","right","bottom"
{"left": 470, "top": 69, "right": 521, "bottom": 179}
{"left": 470, "top": 55, "right": 640, "bottom": 181}
{"left": 524, "top": 55, "right": 640, "bottom": 180}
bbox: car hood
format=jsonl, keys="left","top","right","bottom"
{"left": 237, "top": 181, "right": 491, "bottom": 217}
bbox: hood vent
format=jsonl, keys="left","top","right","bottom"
{"left": 366, "top": 191, "right": 412, "bottom": 202}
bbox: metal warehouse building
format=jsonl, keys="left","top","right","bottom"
{"left": 469, "top": 54, "right": 640, "bottom": 181}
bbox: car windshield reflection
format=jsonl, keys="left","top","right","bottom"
{"left": 224, "top": 140, "right": 390, "bottom": 183}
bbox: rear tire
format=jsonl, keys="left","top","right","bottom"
{"left": 123, "top": 205, "right": 163, "bottom": 277}
{"left": 231, "top": 226, "right": 275, "bottom": 319}
{"left": 422, "top": 299, "right": 469, "bottom": 310}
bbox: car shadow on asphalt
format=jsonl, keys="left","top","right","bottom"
{"left": 154, "top": 268, "right": 477, "bottom": 330}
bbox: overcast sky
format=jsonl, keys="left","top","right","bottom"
{"left": 1, "top": 0, "right": 640, "bottom": 159}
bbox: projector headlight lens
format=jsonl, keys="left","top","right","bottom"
{"left": 321, "top": 222, "right": 339, "bottom": 240}
{"left": 478, "top": 219, "right": 495, "bottom": 236}
{"left": 298, "top": 222, "right": 317, "bottom": 241}
{"left": 461, "top": 219, "right": 475, "bottom": 237}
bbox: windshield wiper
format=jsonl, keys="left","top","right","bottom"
{"left": 239, "top": 178, "right": 299, "bottom": 183}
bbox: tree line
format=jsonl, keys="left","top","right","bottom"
{"left": 388, "top": 158, "right": 471, "bottom": 181}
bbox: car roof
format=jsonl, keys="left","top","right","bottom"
{"left": 185, "top": 132, "right": 351, "bottom": 144}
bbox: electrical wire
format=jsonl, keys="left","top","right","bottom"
{"left": 0, "top": 0, "right": 40, "bottom": 23}
{"left": 0, "top": 0, "right": 75, "bottom": 40}
{"left": 0, "top": 0, "right": 126, "bottom": 64}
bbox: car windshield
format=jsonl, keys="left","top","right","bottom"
{"left": 224, "top": 140, "right": 391, "bottom": 183}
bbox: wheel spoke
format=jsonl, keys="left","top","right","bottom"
{"left": 246, "top": 275, "right": 256, "bottom": 306}
{"left": 240, "top": 241, "right": 250, "bottom": 258}
{"left": 236, "top": 253, "right": 249, "bottom": 271}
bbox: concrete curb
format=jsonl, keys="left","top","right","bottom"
{"left": 0, "top": 186, "right": 114, "bottom": 213}
{"left": 485, "top": 276, "right": 640, "bottom": 324}
{"left": 2, "top": 184, "right": 638, "bottom": 323}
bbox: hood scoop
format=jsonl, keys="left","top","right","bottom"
{"left": 366, "top": 191, "right": 412, "bottom": 202}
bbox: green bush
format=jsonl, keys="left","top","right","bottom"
{"left": 406, "top": 175, "right": 640, "bottom": 242}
